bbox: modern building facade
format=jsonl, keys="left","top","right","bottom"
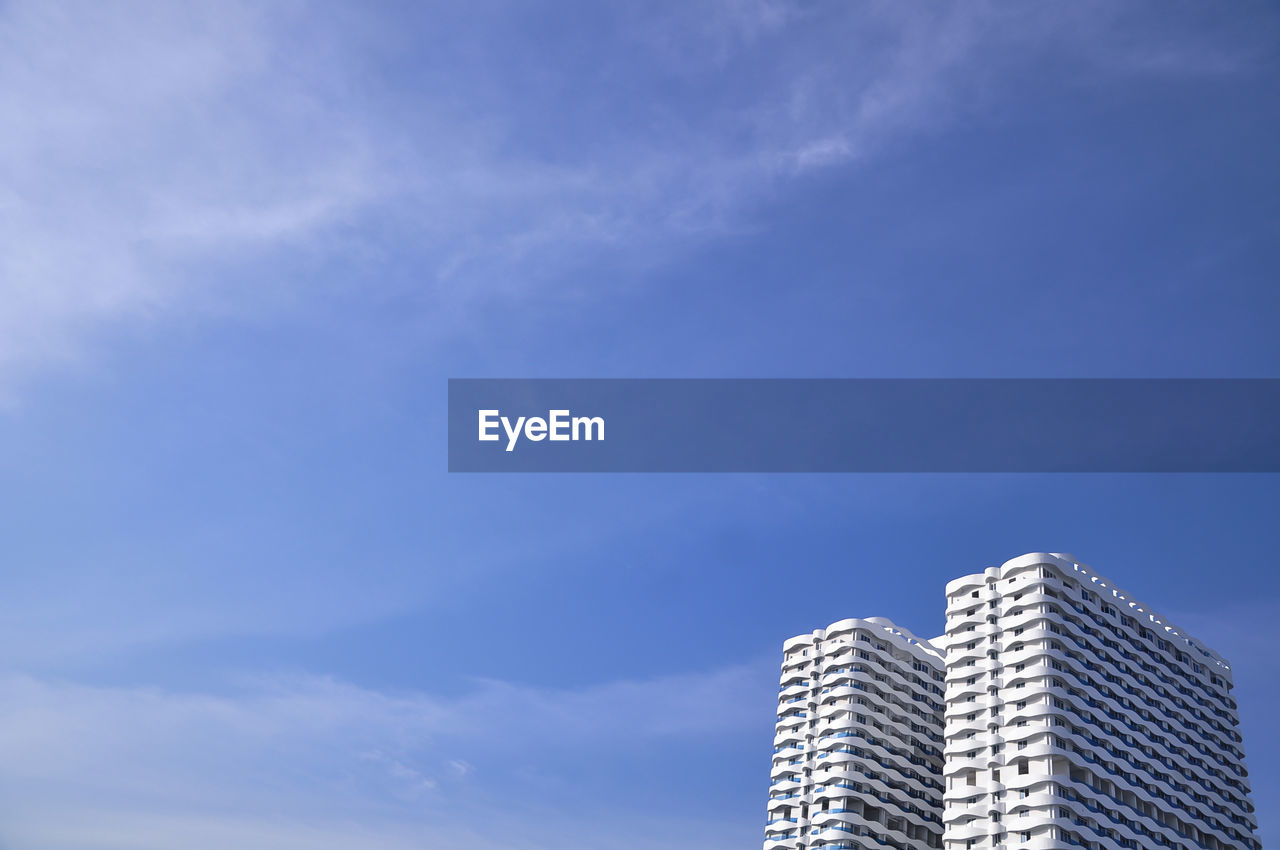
{"left": 940, "top": 553, "right": 1258, "bottom": 850}
{"left": 767, "top": 617, "right": 947, "bottom": 850}
{"left": 766, "top": 554, "right": 1260, "bottom": 850}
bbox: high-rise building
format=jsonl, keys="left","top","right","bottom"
{"left": 940, "top": 553, "right": 1258, "bottom": 850}
{"left": 766, "top": 617, "right": 947, "bottom": 850}
{"left": 766, "top": 554, "right": 1260, "bottom": 850}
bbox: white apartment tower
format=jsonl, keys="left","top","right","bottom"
{"left": 767, "top": 617, "right": 947, "bottom": 850}
{"left": 767, "top": 554, "right": 1259, "bottom": 850}
{"left": 940, "top": 553, "right": 1258, "bottom": 850}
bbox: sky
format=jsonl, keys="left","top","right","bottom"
{"left": 0, "top": 1, "right": 1278, "bottom": 848}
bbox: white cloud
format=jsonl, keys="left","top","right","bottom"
{"left": 0, "top": 2, "right": 378, "bottom": 389}
{"left": 0, "top": 660, "right": 771, "bottom": 849}
{"left": 0, "top": 1, "right": 1260, "bottom": 391}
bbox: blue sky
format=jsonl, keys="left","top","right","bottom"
{"left": 1, "top": 1, "right": 1278, "bottom": 848}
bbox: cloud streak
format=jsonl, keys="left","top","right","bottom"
{"left": 0, "top": 659, "right": 773, "bottom": 849}
{"left": 0, "top": 3, "right": 366, "bottom": 370}
{"left": 1, "top": 1, "right": 1261, "bottom": 390}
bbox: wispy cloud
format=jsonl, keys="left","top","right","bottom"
{"left": 0, "top": 660, "right": 771, "bottom": 849}
{"left": 1, "top": 1, "right": 1261, "bottom": 390}
{"left": 0, "top": 2, "right": 381, "bottom": 386}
